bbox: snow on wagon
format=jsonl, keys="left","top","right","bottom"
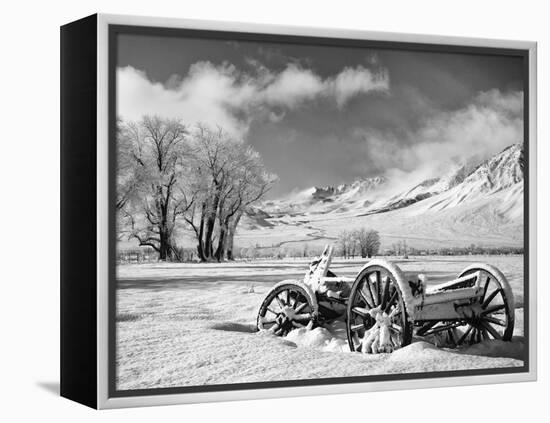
{"left": 257, "top": 246, "right": 514, "bottom": 353}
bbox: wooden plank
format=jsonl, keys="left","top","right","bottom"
{"left": 419, "top": 287, "right": 482, "bottom": 306}
{"left": 425, "top": 271, "right": 480, "bottom": 294}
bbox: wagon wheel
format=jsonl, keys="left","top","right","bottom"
{"left": 257, "top": 282, "right": 318, "bottom": 336}
{"left": 450, "top": 264, "right": 515, "bottom": 346}
{"left": 346, "top": 263, "right": 413, "bottom": 353}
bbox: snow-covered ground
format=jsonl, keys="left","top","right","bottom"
{"left": 236, "top": 184, "right": 523, "bottom": 251}
{"left": 116, "top": 255, "right": 525, "bottom": 390}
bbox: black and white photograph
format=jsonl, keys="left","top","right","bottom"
{"left": 113, "top": 27, "right": 528, "bottom": 393}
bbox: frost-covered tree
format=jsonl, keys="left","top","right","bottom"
{"left": 118, "top": 116, "right": 193, "bottom": 261}
{"left": 183, "top": 125, "right": 276, "bottom": 262}
{"left": 215, "top": 145, "right": 276, "bottom": 261}
{"left": 338, "top": 230, "right": 354, "bottom": 259}
{"left": 353, "top": 228, "right": 381, "bottom": 258}
{"left": 117, "top": 118, "right": 276, "bottom": 262}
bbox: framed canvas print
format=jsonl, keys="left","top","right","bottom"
{"left": 60, "top": 13, "right": 537, "bottom": 409}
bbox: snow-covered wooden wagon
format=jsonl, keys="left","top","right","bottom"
{"left": 257, "top": 246, "right": 514, "bottom": 353}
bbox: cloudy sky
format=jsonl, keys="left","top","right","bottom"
{"left": 117, "top": 33, "right": 524, "bottom": 197}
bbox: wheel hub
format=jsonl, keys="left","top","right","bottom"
{"left": 282, "top": 306, "right": 297, "bottom": 319}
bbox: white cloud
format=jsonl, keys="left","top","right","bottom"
{"left": 117, "top": 61, "right": 389, "bottom": 136}
{"left": 329, "top": 66, "right": 389, "bottom": 108}
{"left": 117, "top": 63, "right": 254, "bottom": 136}
{"left": 262, "top": 65, "right": 324, "bottom": 108}
{"left": 357, "top": 89, "right": 523, "bottom": 182}
{"left": 260, "top": 63, "right": 389, "bottom": 109}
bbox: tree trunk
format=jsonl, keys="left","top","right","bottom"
{"left": 214, "top": 225, "right": 226, "bottom": 262}
{"left": 216, "top": 211, "right": 234, "bottom": 262}
{"left": 159, "top": 243, "right": 168, "bottom": 261}
{"left": 158, "top": 195, "right": 172, "bottom": 261}
{"left": 226, "top": 227, "right": 235, "bottom": 260}
{"left": 203, "top": 190, "right": 221, "bottom": 260}
{"left": 225, "top": 210, "right": 243, "bottom": 261}
{"left": 197, "top": 202, "right": 207, "bottom": 262}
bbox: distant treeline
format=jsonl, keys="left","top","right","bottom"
{"left": 117, "top": 243, "right": 523, "bottom": 263}
{"left": 402, "top": 245, "right": 524, "bottom": 256}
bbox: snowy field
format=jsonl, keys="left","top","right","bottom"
{"left": 116, "top": 255, "right": 525, "bottom": 390}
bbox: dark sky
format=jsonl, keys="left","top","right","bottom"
{"left": 116, "top": 33, "right": 524, "bottom": 197}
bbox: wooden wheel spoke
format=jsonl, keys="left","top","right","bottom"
{"left": 391, "top": 331, "right": 402, "bottom": 346}
{"left": 480, "top": 321, "right": 502, "bottom": 340}
{"left": 423, "top": 322, "right": 462, "bottom": 336}
{"left": 475, "top": 329, "right": 482, "bottom": 344}
{"left": 483, "top": 316, "right": 506, "bottom": 326}
{"left": 381, "top": 276, "right": 391, "bottom": 310}
{"left": 390, "top": 324, "right": 403, "bottom": 334}
{"left": 482, "top": 288, "right": 502, "bottom": 309}
{"left": 456, "top": 325, "right": 474, "bottom": 345}
{"left": 352, "top": 306, "right": 370, "bottom": 318}
{"left": 375, "top": 271, "right": 382, "bottom": 304}
{"left": 417, "top": 321, "right": 438, "bottom": 336}
{"left": 358, "top": 288, "right": 373, "bottom": 309}
{"left": 383, "top": 290, "right": 399, "bottom": 314}
{"left": 261, "top": 318, "right": 277, "bottom": 325}
{"left": 350, "top": 323, "right": 364, "bottom": 332}
{"left": 269, "top": 323, "right": 280, "bottom": 333}
{"left": 266, "top": 307, "right": 278, "bottom": 315}
{"left": 291, "top": 321, "right": 305, "bottom": 328}
{"left": 275, "top": 295, "right": 285, "bottom": 310}
{"left": 472, "top": 328, "right": 478, "bottom": 343}
{"left": 481, "top": 304, "right": 506, "bottom": 315}
{"left": 482, "top": 276, "right": 491, "bottom": 301}
{"left": 365, "top": 277, "right": 376, "bottom": 306}
{"left": 447, "top": 328, "right": 456, "bottom": 345}
{"left": 288, "top": 290, "right": 296, "bottom": 306}
{"left": 284, "top": 291, "right": 291, "bottom": 306}
{"left": 294, "top": 302, "right": 307, "bottom": 313}
{"left": 293, "top": 313, "right": 312, "bottom": 321}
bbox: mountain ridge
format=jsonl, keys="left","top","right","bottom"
{"left": 260, "top": 143, "right": 523, "bottom": 217}
{"left": 240, "top": 143, "right": 524, "bottom": 249}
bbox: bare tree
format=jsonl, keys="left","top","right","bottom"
{"left": 116, "top": 118, "right": 137, "bottom": 211}
{"left": 119, "top": 116, "right": 193, "bottom": 261}
{"left": 402, "top": 239, "right": 408, "bottom": 258}
{"left": 338, "top": 230, "right": 354, "bottom": 259}
{"left": 353, "top": 228, "right": 381, "bottom": 258}
{"left": 395, "top": 240, "right": 403, "bottom": 256}
{"left": 183, "top": 125, "right": 276, "bottom": 262}
{"left": 116, "top": 118, "right": 141, "bottom": 240}
{"left": 219, "top": 150, "right": 276, "bottom": 261}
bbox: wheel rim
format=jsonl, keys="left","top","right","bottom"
{"left": 347, "top": 265, "right": 410, "bottom": 352}
{"left": 257, "top": 285, "right": 315, "bottom": 336}
{"left": 448, "top": 268, "right": 514, "bottom": 345}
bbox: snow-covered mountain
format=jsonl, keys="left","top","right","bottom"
{"left": 261, "top": 176, "right": 388, "bottom": 215}
{"left": 372, "top": 143, "right": 523, "bottom": 215}
{"left": 419, "top": 144, "right": 523, "bottom": 213}
{"left": 262, "top": 144, "right": 522, "bottom": 217}
{"left": 240, "top": 144, "right": 524, "bottom": 249}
